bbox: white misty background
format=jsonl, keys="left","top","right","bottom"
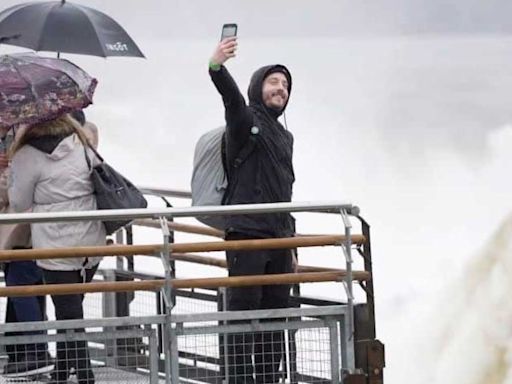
{"left": 1, "top": 1, "right": 512, "bottom": 382}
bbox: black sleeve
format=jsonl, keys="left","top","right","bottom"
{"left": 209, "top": 65, "right": 253, "bottom": 155}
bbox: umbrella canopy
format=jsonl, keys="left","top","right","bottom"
{"left": 0, "top": 1, "right": 144, "bottom": 58}
{"left": 0, "top": 53, "right": 97, "bottom": 128}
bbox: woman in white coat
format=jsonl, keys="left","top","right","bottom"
{"left": 8, "top": 114, "right": 106, "bottom": 384}
{"left": 0, "top": 125, "right": 53, "bottom": 378}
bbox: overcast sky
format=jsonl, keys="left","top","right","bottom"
{"left": 2, "top": 0, "right": 512, "bottom": 40}
{"left": 97, "top": 0, "right": 512, "bottom": 38}
{"left": 99, "top": 0, "right": 512, "bottom": 38}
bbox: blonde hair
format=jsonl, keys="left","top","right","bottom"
{"left": 9, "top": 114, "right": 91, "bottom": 158}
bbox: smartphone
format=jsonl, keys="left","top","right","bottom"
{"left": 221, "top": 23, "right": 237, "bottom": 41}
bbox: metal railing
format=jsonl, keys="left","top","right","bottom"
{"left": 0, "top": 198, "right": 382, "bottom": 383}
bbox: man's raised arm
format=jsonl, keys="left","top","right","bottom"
{"left": 208, "top": 37, "right": 252, "bottom": 147}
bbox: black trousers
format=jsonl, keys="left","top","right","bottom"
{"left": 4, "top": 259, "right": 48, "bottom": 361}
{"left": 43, "top": 267, "right": 97, "bottom": 384}
{"left": 225, "top": 232, "right": 292, "bottom": 384}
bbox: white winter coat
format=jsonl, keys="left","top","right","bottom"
{"left": 8, "top": 134, "right": 106, "bottom": 271}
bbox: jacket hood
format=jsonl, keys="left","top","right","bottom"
{"left": 247, "top": 64, "right": 292, "bottom": 118}
{"left": 28, "top": 132, "right": 76, "bottom": 160}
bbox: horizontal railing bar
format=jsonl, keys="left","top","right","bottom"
{"left": 0, "top": 201, "right": 357, "bottom": 225}
{"left": 174, "top": 304, "right": 348, "bottom": 323}
{"left": 170, "top": 252, "right": 343, "bottom": 273}
{"left": 174, "top": 288, "right": 218, "bottom": 303}
{"left": 0, "top": 315, "right": 165, "bottom": 333}
{"left": 0, "top": 305, "right": 347, "bottom": 333}
{"left": 291, "top": 295, "right": 345, "bottom": 306}
{"left": 0, "top": 271, "right": 369, "bottom": 297}
{"left": 102, "top": 264, "right": 341, "bottom": 289}
{"left": 4, "top": 318, "right": 334, "bottom": 343}
{"left": 104, "top": 269, "right": 221, "bottom": 292}
{"left": 133, "top": 219, "right": 224, "bottom": 238}
{"left": 172, "top": 271, "right": 368, "bottom": 288}
{"left": 133, "top": 219, "right": 342, "bottom": 239}
{"left": 138, "top": 186, "right": 192, "bottom": 199}
{"left": 177, "top": 350, "right": 221, "bottom": 367}
{"left": 178, "top": 318, "right": 331, "bottom": 337}
{"left": 171, "top": 252, "right": 226, "bottom": 268}
{"left": 96, "top": 268, "right": 164, "bottom": 281}
{"left": 0, "top": 328, "right": 150, "bottom": 346}
{"left": 0, "top": 235, "right": 364, "bottom": 262}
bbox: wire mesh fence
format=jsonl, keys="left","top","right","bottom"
{"left": 293, "top": 327, "right": 333, "bottom": 382}
{"left": 0, "top": 308, "right": 346, "bottom": 384}
{"left": 173, "top": 290, "right": 218, "bottom": 316}
{"left": 0, "top": 269, "right": 351, "bottom": 383}
{"left": 174, "top": 315, "right": 341, "bottom": 384}
{"left": 0, "top": 326, "right": 159, "bottom": 384}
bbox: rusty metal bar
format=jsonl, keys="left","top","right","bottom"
{"left": 0, "top": 235, "right": 365, "bottom": 262}
{"left": 0, "top": 271, "right": 370, "bottom": 297}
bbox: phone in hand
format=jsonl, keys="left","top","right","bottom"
{"left": 221, "top": 23, "right": 237, "bottom": 41}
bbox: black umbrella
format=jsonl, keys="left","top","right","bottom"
{"left": 0, "top": 1, "right": 144, "bottom": 58}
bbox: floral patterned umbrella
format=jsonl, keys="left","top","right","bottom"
{"left": 0, "top": 53, "right": 97, "bottom": 128}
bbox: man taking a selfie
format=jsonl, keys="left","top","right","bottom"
{"left": 209, "top": 35, "right": 295, "bottom": 383}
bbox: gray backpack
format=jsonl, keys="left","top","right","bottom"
{"left": 191, "top": 127, "right": 227, "bottom": 229}
{"left": 191, "top": 126, "right": 258, "bottom": 230}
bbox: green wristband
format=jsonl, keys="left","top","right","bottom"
{"left": 209, "top": 61, "right": 221, "bottom": 71}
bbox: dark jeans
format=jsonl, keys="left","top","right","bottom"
{"left": 225, "top": 232, "right": 292, "bottom": 384}
{"left": 43, "top": 267, "right": 97, "bottom": 384}
{"left": 4, "top": 260, "right": 48, "bottom": 361}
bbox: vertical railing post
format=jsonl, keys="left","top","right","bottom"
{"left": 340, "top": 208, "right": 355, "bottom": 371}
{"left": 217, "top": 287, "right": 230, "bottom": 383}
{"left": 147, "top": 325, "right": 159, "bottom": 384}
{"left": 170, "top": 324, "right": 181, "bottom": 383}
{"left": 328, "top": 318, "right": 341, "bottom": 384}
{"left": 125, "top": 224, "right": 134, "bottom": 272}
{"left": 358, "top": 217, "right": 376, "bottom": 339}
{"left": 158, "top": 216, "right": 175, "bottom": 383}
{"left": 101, "top": 269, "right": 118, "bottom": 367}
{"left": 115, "top": 229, "right": 125, "bottom": 271}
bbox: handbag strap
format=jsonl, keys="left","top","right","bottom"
{"left": 73, "top": 126, "right": 105, "bottom": 170}
{"left": 85, "top": 140, "right": 105, "bottom": 163}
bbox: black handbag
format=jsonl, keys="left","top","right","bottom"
{"left": 83, "top": 143, "right": 147, "bottom": 235}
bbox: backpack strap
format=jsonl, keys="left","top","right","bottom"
{"left": 221, "top": 126, "right": 259, "bottom": 204}
{"left": 233, "top": 134, "right": 257, "bottom": 170}
{"left": 221, "top": 132, "right": 228, "bottom": 177}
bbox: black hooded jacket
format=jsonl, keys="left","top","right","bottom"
{"left": 209, "top": 64, "right": 295, "bottom": 238}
